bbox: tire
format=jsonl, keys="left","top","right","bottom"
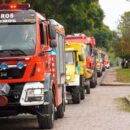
{"left": 72, "top": 86, "right": 80, "bottom": 104}
{"left": 84, "top": 80, "right": 90, "bottom": 94}
{"left": 37, "top": 92, "right": 54, "bottom": 129}
{"left": 57, "top": 103, "right": 64, "bottom": 118}
{"left": 57, "top": 86, "right": 65, "bottom": 118}
{"left": 97, "top": 71, "right": 102, "bottom": 77}
{"left": 86, "top": 82, "right": 90, "bottom": 94}
{"left": 90, "top": 76, "right": 97, "bottom": 88}
{"left": 102, "top": 67, "right": 105, "bottom": 72}
{"left": 80, "top": 76, "right": 85, "bottom": 100}
{"left": 90, "top": 80, "right": 96, "bottom": 88}
{"left": 80, "top": 86, "right": 85, "bottom": 100}
{"left": 90, "top": 72, "right": 97, "bottom": 88}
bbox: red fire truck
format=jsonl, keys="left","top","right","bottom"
{"left": 100, "top": 50, "right": 106, "bottom": 71}
{"left": 0, "top": 4, "right": 66, "bottom": 129}
{"left": 86, "top": 36, "right": 97, "bottom": 88}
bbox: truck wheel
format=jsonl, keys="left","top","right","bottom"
{"left": 37, "top": 92, "right": 54, "bottom": 129}
{"left": 90, "top": 81, "right": 96, "bottom": 88}
{"left": 80, "top": 86, "right": 85, "bottom": 100}
{"left": 90, "top": 73, "right": 97, "bottom": 88}
{"left": 100, "top": 72, "right": 102, "bottom": 77}
{"left": 86, "top": 82, "right": 90, "bottom": 94}
{"left": 72, "top": 86, "right": 80, "bottom": 104}
{"left": 57, "top": 87, "right": 65, "bottom": 118}
{"left": 102, "top": 67, "right": 105, "bottom": 72}
{"left": 97, "top": 71, "right": 102, "bottom": 77}
{"left": 57, "top": 102, "right": 64, "bottom": 118}
{"left": 80, "top": 76, "right": 85, "bottom": 100}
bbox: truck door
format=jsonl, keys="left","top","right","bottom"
{"left": 55, "top": 33, "right": 65, "bottom": 85}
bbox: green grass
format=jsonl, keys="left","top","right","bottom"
{"left": 115, "top": 97, "right": 130, "bottom": 112}
{"left": 116, "top": 68, "right": 130, "bottom": 83}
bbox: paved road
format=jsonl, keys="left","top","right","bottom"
{"left": 1, "top": 70, "right": 130, "bottom": 130}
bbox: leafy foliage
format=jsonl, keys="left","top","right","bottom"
{"left": 0, "top": 0, "right": 26, "bottom": 3}
{"left": 24, "top": 0, "right": 104, "bottom": 34}
{"left": 93, "top": 25, "right": 114, "bottom": 48}
{"left": 116, "top": 12, "right": 130, "bottom": 58}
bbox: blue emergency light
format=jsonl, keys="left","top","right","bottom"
{"left": 0, "top": 62, "right": 8, "bottom": 70}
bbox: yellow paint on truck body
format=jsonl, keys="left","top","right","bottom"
{"left": 65, "top": 42, "right": 92, "bottom": 83}
{"left": 96, "top": 49, "right": 103, "bottom": 71}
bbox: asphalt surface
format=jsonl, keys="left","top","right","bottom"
{"left": 1, "top": 69, "right": 130, "bottom": 130}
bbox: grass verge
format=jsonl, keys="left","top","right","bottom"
{"left": 116, "top": 68, "right": 130, "bottom": 83}
{"left": 115, "top": 97, "right": 130, "bottom": 112}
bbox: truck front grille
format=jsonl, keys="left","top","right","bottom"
{"left": 0, "top": 67, "right": 26, "bottom": 79}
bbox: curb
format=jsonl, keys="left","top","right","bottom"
{"left": 99, "top": 69, "right": 109, "bottom": 86}
{"left": 100, "top": 83, "right": 130, "bottom": 86}
{"left": 100, "top": 68, "right": 130, "bottom": 86}
{"left": 125, "top": 96, "right": 130, "bottom": 104}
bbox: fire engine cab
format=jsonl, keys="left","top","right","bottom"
{"left": 0, "top": 4, "right": 66, "bottom": 129}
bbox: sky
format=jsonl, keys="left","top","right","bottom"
{"left": 99, "top": 0, "right": 130, "bottom": 31}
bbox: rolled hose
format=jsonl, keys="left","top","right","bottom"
{"left": 0, "top": 96, "right": 8, "bottom": 107}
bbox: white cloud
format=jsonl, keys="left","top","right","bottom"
{"left": 99, "top": 0, "right": 130, "bottom": 30}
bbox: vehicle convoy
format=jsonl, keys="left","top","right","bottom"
{"left": 100, "top": 50, "right": 106, "bottom": 72}
{"left": 95, "top": 48, "right": 103, "bottom": 77}
{"left": 0, "top": 4, "right": 66, "bottom": 129}
{"left": 85, "top": 36, "right": 97, "bottom": 88}
{"left": 65, "top": 35, "right": 92, "bottom": 100}
{"left": 104, "top": 54, "right": 110, "bottom": 69}
{"left": 65, "top": 34, "right": 97, "bottom": 89}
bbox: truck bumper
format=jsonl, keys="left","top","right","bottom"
{"left": 66, "top": 75, "right": 80, "bottom": 86}
{"left": 96, "top": 69, "right": 102, "bottom": 73}
{"left": 105, "top": 64, "right": 110, "bottom": 68}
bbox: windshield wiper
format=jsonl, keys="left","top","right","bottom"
{"left": 0, "top": 48, "right": 27, "bottom": 57}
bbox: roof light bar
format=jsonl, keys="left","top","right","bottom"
{"left": 10, "top": 4, "right": 17, "bottom": 9}
{"left": 0, "top": 4, "right": 30, "bottom": 10}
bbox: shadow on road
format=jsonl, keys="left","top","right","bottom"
{"left": 0, "top": 117, "right": 41, "bottom": 130}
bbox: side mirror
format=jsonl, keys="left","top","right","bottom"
{"left": 49, "top": 25, "right": 56, "bottom": 39}
{"left": 49, "top": 20, "right": 56, "bottom": 39}
{"left": 79, "top": 55, "right": 84, "bottom": 61}
{"left": 50, "top": 40, "right": 57, "bottom": 48}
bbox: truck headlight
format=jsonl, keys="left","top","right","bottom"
{"left": 26, "top": 88, "right": 44, "bottom": 102}
{"left": 27, "top": 88, "right": 43, "bottom": 96}
{"left": 66, "top": 75, "right": 71, "bottom": 81}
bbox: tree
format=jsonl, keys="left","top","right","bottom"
{"left": 118, "top": 12, "right": 130, "bottom": 42}
{"left": 0, "top": 0, "right": 26, "bottom": 3}
{"left": 115, "top": 38, "right": 130, "bottom": 59}
{"left": 24, "top": 0, "right": 104, "bottom": 34}
{"left": 93, "top": 25, "right": 115, "bottom": 49}
{"left": 115, "top": 11, "right": 130, "bottom": 58}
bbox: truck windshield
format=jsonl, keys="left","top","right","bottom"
{"left": 65, "top": 52, "right": 74, "bottom": 64}
{"left": 0, "top": 24, "right": 36, "bottom": 57}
